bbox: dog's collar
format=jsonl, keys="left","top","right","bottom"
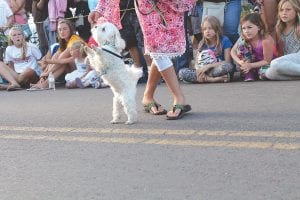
{"left": 101, "top": 47, "right": 123, "bottom": 59}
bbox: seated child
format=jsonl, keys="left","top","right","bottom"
{"left": 231, "top": 13, "right": 276, "bottom": 81}
{"left": 65, "top": 41, "right": 107, "bottom": 89}
{"left": 179, "top": 16, "right": 234, "bottom": 83}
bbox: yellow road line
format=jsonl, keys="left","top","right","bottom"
{"left": 0, "top": 126, "right": 299, "bottom": 150}
{"left": 0, "top": 133, "right": 299, "bottom": 150}
{"left": 0, "top": 126, "right": 299, "bottom": 138}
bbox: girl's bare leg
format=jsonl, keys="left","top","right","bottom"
{"left": 142, "top": 61, "right": 164, "bottom": 113}
{"left": 160, "top": 66, "right": 186, "bottom": 106}
{"left": 205, "top": 75, "right": 230, "bottom": 83}
{"left": 31, "top": 50, "right": 74, "bottom": 89}
{"left": 17, "top": 68, "right": 39, "bottom": 87}
{"left": 31, "top": 63, "right": 71, "bottom": 89}
{"left": 159, "top": 65, "right": 188, "bottom": 118}
{"left": 0, "top": 62, "right": 21, "bottom": 87}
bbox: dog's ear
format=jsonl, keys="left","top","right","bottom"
{"left": 113, "top": 26, "right": 126, "bottom": 52}
{"left": 91, "top": 25, "right": 101, "bottom": 46}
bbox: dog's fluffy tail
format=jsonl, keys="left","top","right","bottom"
{"left": 126, "top": 65, "right": 143, "bottom": 82}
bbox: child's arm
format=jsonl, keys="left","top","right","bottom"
{"left": 223, "top": 48, "right": 232, "bottom": 63}
{"left": 231, "top": 42, "right": 244, "bottom": 66}
{"left": 10, "top": 0, "right": 25, "bottom": 13}
{"left": 44, "top": 48, "right": 74, "bottom": 65}
{"left": 44, "top": 57, "right": 74, "bottom": 65}
{"left": 80, "top": 60, "right": 93, "bottom": 79}
{"left": 196, "top": 48, "right": 231, "bottom": 79}
{"left": 240, "top": 36, "right": 274, "bottom": 73}
{"left": 86, "top": 59, "right": 92, "bottom": 72}
{"left": 38, "top": 50, "right": 54, "bottom": 71}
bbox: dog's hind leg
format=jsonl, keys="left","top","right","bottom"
{"left": 122, "top": 94, "right": 138, "bottom": 125}
{"left": 110, "top": 94, "right": 122, "bottom": 124}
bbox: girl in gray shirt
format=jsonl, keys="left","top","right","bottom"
{"left": 265, "top": 0, "right": 300, "bottom": 80}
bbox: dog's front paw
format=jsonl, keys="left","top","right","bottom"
{"left": 125, "top": 120, "right": 135, "bottom": 125}
{"left": 84, "top": 46, "right": 94, "bottom": 55}
{"left": 110, "top": 119, "right": 121, "bottom": 124}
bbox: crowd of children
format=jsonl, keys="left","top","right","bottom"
{"left": 0, "top": 0, "right": 299, "bottom": 93}
{"left": 181, "top": 0, "right": 299, "bottom": 83}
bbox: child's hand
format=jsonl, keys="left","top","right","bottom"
{"left": 240, "top": 63, "right": 252, "bottom": 74}
{"left": 86, "top": 64, "right": 92, "bottom": 72}
{"left": 38, "top": 60, "right": 47, "bottom": 71}
{"left": 196, "top": 66, "right": 210, "bottom": 75}
{"left": 238, "top": 59, "right": 245, "bottom": 66}
{"left": 40, "top": 59, "right": 48, "bottom": 66}
{"left": 196, "top": 73, "right": 207, "bottom": 83}
{"left": 196, "top": 67, "right": 209, "bottom": 82}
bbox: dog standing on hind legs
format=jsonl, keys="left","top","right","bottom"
{"left": 84, "top": 22, "right": 143, "bottom": 124}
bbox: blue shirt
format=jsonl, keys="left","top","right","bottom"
{"left": 202, "top": 35, "right": 232, "bottom": 61}
{"left": 88, "top": 0, "right": 98, "bottom": 11}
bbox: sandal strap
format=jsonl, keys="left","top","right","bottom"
{"left": 172, "top": 104, "right": 185, "bottom": 112}
{"left": 146, "top": 102, "right": 156, "bottom": 110}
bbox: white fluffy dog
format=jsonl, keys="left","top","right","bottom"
{"left": 84, "top": 22, "right": 143, "bottom": 125}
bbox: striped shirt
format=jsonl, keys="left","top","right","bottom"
{"left": 281, "top": 28, "right": 300, "bottom": 55}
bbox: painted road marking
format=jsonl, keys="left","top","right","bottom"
{"left": 0, "top": 133, "right": 299, "bottom": 150}
{"left": 0, "top": 126, "right": 299, "bottom": 138}
{"left": 0, "top": 126, "right": 299, "bottom": 150}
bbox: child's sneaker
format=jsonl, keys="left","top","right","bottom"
{"left": 258, "top": 65, "right": 269, "bottom": 80}
{"left": 244, "top": 71, "right": 255, "bottom": 82}
{"left": 93, "top": 80, "right": 102, "bottom": 89}
{"left": 75, "top": 78, "right": 84, "bottom": 88}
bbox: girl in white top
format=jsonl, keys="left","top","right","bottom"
{"left": 265, "top": 0, "right": 300, "bottom": 80}
{"left": 0, "top": 26, "right": 41, "bottom": 91}
{"left": 65, "top": 41, "right": 98, "bottom": 88}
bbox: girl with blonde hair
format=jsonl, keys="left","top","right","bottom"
{"left": 0, "top": 26, "right": 41, "bottom": 91}
{"left": 65, "top": 41, "right": 102, "bottom": 89}
{"left": 29, "top": 19, "right": 85, "bottom": 90}
{"left": 265, "top": 0, "right": 300, "bottom": 80}
{"left": 179, "top": 16, "right": 234, "bottom": 83}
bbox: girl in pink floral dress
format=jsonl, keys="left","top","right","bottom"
{"left": 89, "top": 0, "right": 193, "bottom": 120}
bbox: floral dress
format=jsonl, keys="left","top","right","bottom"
{"left": 95, "top": 0, "right": 122, "bottom": 29}
{"left": 95, "top": 0, "right": 193, "bottom": 58}
{"left": 135, "top": 0, "right": 193, "bottom": 58}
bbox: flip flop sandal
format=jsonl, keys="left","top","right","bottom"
{"left": 166, "top": 104, "right": 192, "bottom": 120}
{"left": 143, "top": 102, "right": 167, "bottom": 115}
{"left": 0, "top": 84, "right": 8, "bottom": 90}
{"left": 6, "top": 85, "right": 23, "bottom": 91}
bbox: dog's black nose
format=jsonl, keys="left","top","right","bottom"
{"left": 102, "top": 27, "right": 106, "bottom": 32}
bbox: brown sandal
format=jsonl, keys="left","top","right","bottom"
{"left": 166, "top": 104, "right": 191, "bottom": 120}
{"left": 143, "top": 102, "right": 167, "bottom": 115}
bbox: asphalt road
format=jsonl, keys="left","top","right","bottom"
{"left": 0, "top": 80, "right": 299, "bottom": 200}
